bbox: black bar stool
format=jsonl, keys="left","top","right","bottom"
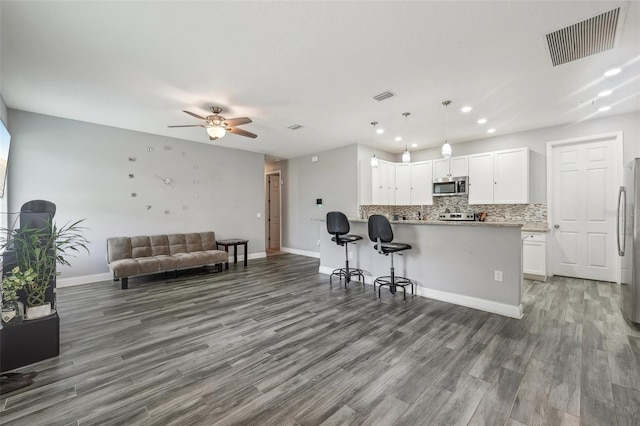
{"left": 368, "top": 214, "right": 414, "bottom": 301}
{"left": 326, "top": 211, "right": 364, "bottom": 288}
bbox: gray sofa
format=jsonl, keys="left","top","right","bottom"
{"left": 106, "top": 232, "right": 229, "bottom": 289}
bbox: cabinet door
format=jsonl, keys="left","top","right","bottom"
{"left": 410, "top": 161, "right": 433, "bottom": 205}
{"left": 494, "top": 148, "right": 529, "bottom": 204}
{"left": 450, "top": 156, "right": 468, "bottom": 177}
{"left": 358, "top": 159, "right": 373, "bottom": 205}
{"left": 395, "top": 163, "right": 411, "bottom": 205}
{"left": 433, "top": 159, "right": 450, "bottom": 179}
{"left": 385, "top": 161, "right": 396, "bottom": 205}
{"left": 468, "top": 152, "right": 494, "bottom": 204}
{"left": 371, "top": 162, "right": 383, "bottom": 205}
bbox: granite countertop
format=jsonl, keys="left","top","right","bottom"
{"left": 347, "top": 218, "right": 549, "bottom": 232}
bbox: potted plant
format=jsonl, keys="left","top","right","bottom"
{"left": 2, "top": 219, "right": 89, "bottom": 319}
{"left": 1, "top": 266, "right": 36, "bottom": 324}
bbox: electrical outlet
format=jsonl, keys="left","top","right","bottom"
{"left": 348, "top": 251, "right": 353, "bottom": 259}
{"left": 256, "top": 212, "right": 262, "bottom": 218}
{"left": 494, "top": 270, "right": 503, "bottom": 282}
{"left": 317, "top": 239, "right": 320, "bottom": 246}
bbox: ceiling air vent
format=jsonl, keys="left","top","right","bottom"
{"left": 287, "top": 124, "right": 303, "bottom": 130}
{"left": 546, "top": 7, "right": 621, "bottom": 67}
{"left": 373, "top": 91, "right": 394, "bottom": 102}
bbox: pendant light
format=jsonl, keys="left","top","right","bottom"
{"left": 401, "top": 112, "right": 411, "bottom": 163}
{"left": 370, "top": 121, "right": 379, "bottom": 168}
{"left": 441, "top": 100, "right": 452, "bottom": 158}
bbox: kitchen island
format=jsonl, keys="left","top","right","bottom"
{"left": 319, "top": 218, "right": 523, "bottom": 318}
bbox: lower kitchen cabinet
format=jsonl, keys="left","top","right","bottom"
{"left": 522, "top": 231, "right": 546, "bottom": 280}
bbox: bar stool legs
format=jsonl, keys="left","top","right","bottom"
{"left": 372, "top": 252, "right": 414, "bottom": 301}
{"left": 330, "top": 241, "right": 364, "bottom": 289}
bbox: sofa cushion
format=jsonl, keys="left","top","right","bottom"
{"left": 155, "top": 254, "right": 179, "bottom": 270}
{"left": 109, "top": 258, "right": 141, "bottom": 278}
{"left": 131, "top": 236, "right": 152, "bottom": 258}
{"left": 150, "top": 235, "right": 170, "bottom": 256}
{"left": 107, "top": 237, "right": 132, "bottom": 263}
{"left": 136, "top": 256, "right": 161, "bottom": 274}
{"left": 204, "top": 250, "right": 229, "bottom": 264}
{"left": 168, "top": 234, "right": 187, "bottom": 254}
{"left": 185, "top": 233, "right": 203, "bottom": 252}
{"left": 172, "top": 252, "right": 202, "bottom": 268}
{"left": 200, "top": 232, "right": 216, "bottom": 250}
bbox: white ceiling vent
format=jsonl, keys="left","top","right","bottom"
{"left": 546, "top": 7, "right": 621, "bottom": 67}
{"left": 287, "top": 124, "right": 303, "bottom": 130}
{"left": 373, "top": 91, "right": 394, "bottom": 102}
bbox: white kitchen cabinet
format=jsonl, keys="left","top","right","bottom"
{"left": 468, "top": 152, "right": 495, "bottom": 204}
{"left": 522, "top": 231, "right": 546, "bottom": 279}
{"left": 494, "top": 148, "right": 529, "bottom": 204}
{"left": 410, "top": 161, "right": 433, "bottom": 205}
{"left": 468, "top": 148, "right": 529, "bottom": 205}
{"left": 372, "top": 160, "right": 395, "bottom": 205}
{"left": 395, "top": 163, "right": 411, "bottom": 205}
{"left": 433, "top": 155, "right": 468, "bottom": 179}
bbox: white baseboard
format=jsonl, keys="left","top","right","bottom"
{"left": 57, "top": 272, "right": 112, "bottom": 288}
{"left": 319, "top": 265, "right": 523, "bottom": 319}
{"left": 230, "top": 252, "right": 267, "bottom": 263}
{"left": 281, "top": 247, "right": 320, "bottom": 258}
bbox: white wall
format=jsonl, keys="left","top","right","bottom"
{"left": 7, "top": 109, "right": 266, "bottom": 281}
{"left": 282, "top": 144, "right": 358, "bottom": 253}
{"left": 405, "top": 111, "right": 640, "bottom": 202}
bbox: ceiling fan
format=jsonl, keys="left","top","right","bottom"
{"left": 168, "top": 106, "right": 257, "bottom": 140}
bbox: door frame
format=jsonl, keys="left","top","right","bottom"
{"left": 265, "top": 170, "right": 282, "bottom": 251}
{"left": 546, "top": 131, "right": 623, "bottom": 282}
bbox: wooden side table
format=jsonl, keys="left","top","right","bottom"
{"left": 216, "top": 239, "right": 249, "bottom": 269}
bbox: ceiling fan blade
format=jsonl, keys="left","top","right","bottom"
{"left": 182, "top": 110, "right": 208, "bottom": 121}
{"left": 168, "top": 124, "right": 206, "bottom": 128}
{"left": 227, "top": 127, "right": 258, "bottom": 139}
{"left": 223, "top": 117, "right": 252, "bottom": 126}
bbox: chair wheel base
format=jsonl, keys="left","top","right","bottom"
{"left": 374, "top": 276, "right": 414, "bottom": 301}
{"left": 330, "top": 268, "right": 365, "bottom": 289}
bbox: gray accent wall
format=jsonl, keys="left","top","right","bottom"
{"left": 281, "top": 144, "right": 358, "bottom": 253}
{"left": 7, "top": 109, "right": 266, "bottom": 280}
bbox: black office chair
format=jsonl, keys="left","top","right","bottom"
{"left": 326, "top": 211, "right": 364, "bottom": 288}
{"left": 368, "top": 214, "right": 414, "bottom": 301}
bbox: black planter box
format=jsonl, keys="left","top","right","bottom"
{"left": 0, "top": 312, "right": 60, "bottom": 372}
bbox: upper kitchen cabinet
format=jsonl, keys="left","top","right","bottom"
{"left": 372, "top": 160, "right": 396, "bottom": 205}
{"left": 409, "top": 161, "right": 433, "bottom": 205}
{"left": 433, "top": 155, "right": 468, "bottom": 179}
{"left": 395, "top": 163, "right": 411, "bottom": 205}
{"left": 468, "top": 147, "right": 529, "bottom": 205}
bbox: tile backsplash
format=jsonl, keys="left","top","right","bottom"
{"left": 359, "top": 196, "right": 547, "bottom": 223}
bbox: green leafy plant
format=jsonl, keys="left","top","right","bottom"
{"left": 3, "top": 220, "right": 89, "bottom": 307}
{"left": 2, "top": 266, "right": 37, "bottom": 303}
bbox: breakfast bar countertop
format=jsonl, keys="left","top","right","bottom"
{"left": 347, "top": 218, "right": 549, "bottom": 232}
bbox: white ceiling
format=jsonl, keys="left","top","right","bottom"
{"left": 1, "top": 1, "right": 639, "bottom": 159}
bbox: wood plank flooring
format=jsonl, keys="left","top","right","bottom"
{"left": 1, "top": 254, "right": 639, "bottom": 425}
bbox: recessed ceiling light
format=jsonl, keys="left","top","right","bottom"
{"left": 376, "top": 128, "right": 384, "bottom": 134}
{"left": 461, "top": 106, "right": 473, "bottom": 113}
{"left": 395, "top": 136, "right": 402, "bottom": 142}
{"left": 487, "top": 128, "right": 496, "bottom": 133}
{"left": 411, "top": 143, "right": 418, "bottom": 148}
{"left": 604, "top": 68, "right": 621, "bottom": 77}
{"left": 598, "top": 106, "right": 611, "bottom": 112}
{"left": 477, "top": 118, "right": 487, "bottom": 124}
{"left": 598, "top": 90, "right": 613, "bottom": 97}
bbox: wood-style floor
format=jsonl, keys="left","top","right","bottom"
{"left": 1, "top": 254, "right": 639, "bottom": 425}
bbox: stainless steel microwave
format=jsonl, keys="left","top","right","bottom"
{"left": 433, "top": 176, "right": 467, "bottom": 196}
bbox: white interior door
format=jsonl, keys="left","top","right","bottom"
{"left": 268, "top": 174, "right": 281, "bottom": 249}
{"left": 550, "top": 136, "right": 620, "bottom": 282}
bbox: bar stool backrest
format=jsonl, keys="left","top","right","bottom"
{"left": 326, "top": 211, "right": 350, "bottom": 237}
{"left": 368, "top": 214, "right": 394, "bottom": 243}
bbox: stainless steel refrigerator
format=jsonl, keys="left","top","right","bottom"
{"left": 619, "top": 158, "right": 640, "bottom": 324}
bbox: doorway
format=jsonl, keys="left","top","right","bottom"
{"left": 266, "top": 171, "right": 281, "bottom": 255}
{"left": 547, "top": 132, "right": 622, "bottom": 282}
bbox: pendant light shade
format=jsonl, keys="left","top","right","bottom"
{"left": 442, "top": 142, "right": 452, "bottom": 158}
{"left": 402, "top": 112, "right": 411, "bottom": 163}
{"left": 441, "top": 100, "right": 452, "bottom": 158}
{"left": 207, "top": 126, "right": 226, "bottom": 139}
{"left": 402, "top": 147, "right": 411, "bottom": 163}
{"left": 370, "top": 121, "right": 379, "bottom": 168}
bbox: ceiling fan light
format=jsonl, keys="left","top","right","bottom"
{"left": 371, "top": 154, "right": 379, "bottom": 168}
{"left": 442, "top": 142, "right": 452, "bottom": 158}
{"left": 207, "top": 126, "right": 226, "bottom": 139}
{"left": 402, "top": 147, "right": 411, "bottom": 163}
